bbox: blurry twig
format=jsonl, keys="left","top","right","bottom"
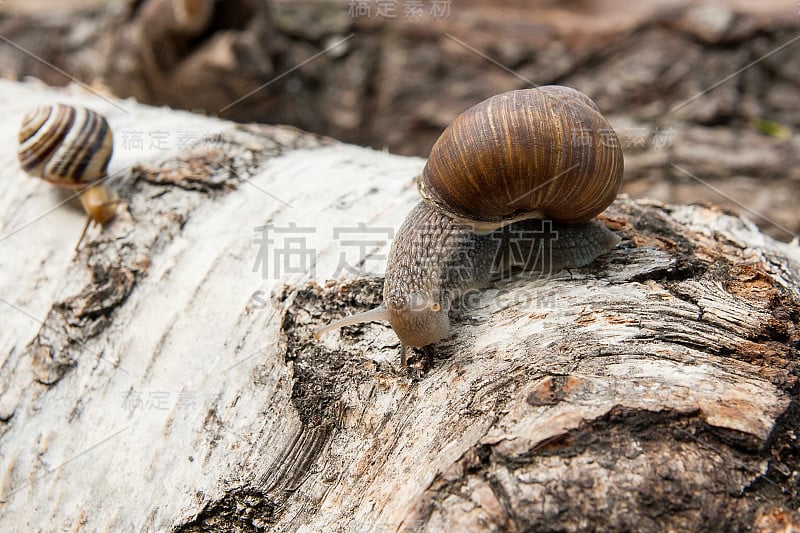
{"left": 0, "top": 35, "right": 127, "bottom": 113}
{"left": 671, "top": 163, "right": 797, "bottom": 239}
{"left": 669, "top": 33, "right": 800, "bottom": 114}
{"left": 444, "top": 32, "right": 538, "bottom": 87}
{"left": 219, "top": 33, "right": 355, "bottom": 113}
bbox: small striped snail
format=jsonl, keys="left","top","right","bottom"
{"left": 17, "top": 104, "right": 118, "bottom": 248}
{"left": 316, "top": 86, "right": 625, "bottom": 364}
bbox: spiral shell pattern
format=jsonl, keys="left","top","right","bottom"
{"left": 418, "top": 86, "right": 624, "bottom": 227}
{"left": 18, "top": 104, "right": 113, "bottom": 188}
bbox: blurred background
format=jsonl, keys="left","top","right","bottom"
{"left": 1, "top": 0, "right": 797, "bottom": 240}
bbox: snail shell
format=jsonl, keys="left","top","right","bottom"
{"left": 18, "top": 104, "right": 114, "bottom": 189}
{"left": 17, "top": 104, "right": 118, "bottom": 228}
{"left": 418, "top": 85, "right": 624, "bottom": 229}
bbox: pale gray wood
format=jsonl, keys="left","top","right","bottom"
{"left": 0, "top": 80, "right": 798, "bottom": 531}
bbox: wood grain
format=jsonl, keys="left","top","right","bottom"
{"left": 0, "top": 80, "right": 798, "bottom": 531}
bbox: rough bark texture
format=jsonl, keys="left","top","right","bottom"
{"left": 0, "top": 81, "right": 799, "bottom": 531}
{"left": 0, "top": 0, "right": 798, "bottom": 239}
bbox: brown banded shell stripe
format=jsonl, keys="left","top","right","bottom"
{"left": 513, "top": 94, "right": 538, "bottom": 208}
{"left": 579, "top": 119, "right": 622, "bottom": 220}
{"left": 74, "top": 112, "right": 112, "bottom": 181}
{"left": 478, "top": 91, "right": 560, "bottom": 217}
{"left": 17, "top": 105, "right": 76, "bottom": 174}
{"left": 537, "top": 91, "right": 566, "bottom": 212}
{"left": 433, "top": 93, "right": 523, "bottom": 220}
{"left": 425, "top": 102, "right": 473, "bottom": 218}
{"left": 17, "top": 106, "right": 51, "bottom": 172}
{"left": 18, "top": 104, "right": 65, "bottom": 170}
{"left": 511, "top": 101, "right": 532, "bottom": 210}
{"left": 62, "top": 107, "right": 110, "bottom": 183}
{"left": 49, "top": 106, "right": 96, "bottom": 181}
{"left": 570, "top": 97, "right": 603, "bottom": 219}
{"left": 454, "top": 106, "right": 485, "bottom": 206}
{"left": 499, "top": 93, "right": 518, "bottom": 209}
{"left": 471, "top": 97, "right": 501, "bottom": 214}
{"left": 551, "top": 97, "right": 586, "bottom": 218}
{"left": 499, "top": 91, "right": 518, "bottom": 207}
{"left": 519, "top": 96, "right": 540, "bottom": 204}
{"left": 18, "top": 106, "right": 51, "bottom": 143}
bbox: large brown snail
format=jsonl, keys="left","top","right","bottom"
{"left": 17, "top": 104, "right": 119, "bottom": 247}
{"left": 316, "top": 86, "right": 625, "bottom": 364}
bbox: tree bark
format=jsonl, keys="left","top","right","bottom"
{"left": 0, "top": 80, "right": 799, "bottom": 531}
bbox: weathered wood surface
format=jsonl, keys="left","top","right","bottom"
{"left": 0, "top": 81, "right": 799, "bottom": 531}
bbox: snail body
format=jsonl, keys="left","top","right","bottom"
{"left": 17, "top": 104, "right": 118, "bottom": 226}
{"left": 316, "top": 86, "right": 624, "bottom": 363}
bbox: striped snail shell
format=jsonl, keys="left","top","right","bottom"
{"left": 418, "top": 85, "right": 624, "bottom": 230}
{"left": 17, "top": 104, "right": 118, "bottom": 226}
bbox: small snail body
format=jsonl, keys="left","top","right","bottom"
{"left": 316, "top": 86, "right": 624, "bottom": 364}
{"left": 17, "top": 104, "right": 118, "bottom": 227}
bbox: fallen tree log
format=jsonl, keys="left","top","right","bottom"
{"left": 0, "top": 80, "right": 798, "bottom": 531}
